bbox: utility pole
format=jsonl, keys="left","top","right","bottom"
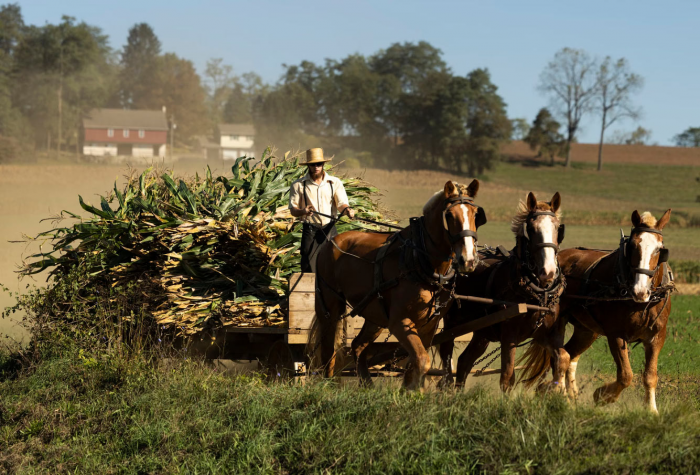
{"left": 169, "top": 114, "right": 176, "bottom": 161}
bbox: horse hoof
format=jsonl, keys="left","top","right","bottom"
{"left": 593, "top": 386, "right": 615, "bottom": 405}
{"left": 437, "top": 376, "right": 454, "bottom": 390}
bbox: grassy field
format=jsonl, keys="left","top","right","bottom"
{"left": 1, "top": 351, "right": 699, "bottom": 474}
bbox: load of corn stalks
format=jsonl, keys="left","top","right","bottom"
{"left": 21, "top": 149, "right": 392, "bottom": 336}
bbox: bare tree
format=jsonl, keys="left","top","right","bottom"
{"left": 204, "top": 58, "right": 236, "bottom": 123}
{"left": 539, "top": 48, "right": 598, "bottom": 167}
{"left": 595, "top": 57, "right": 643, "bottom": 170}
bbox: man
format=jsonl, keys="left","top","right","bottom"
{"left": 289, "top": 148, "right": 355, "bottom": 272}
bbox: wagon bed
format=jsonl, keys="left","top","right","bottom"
{"left": 216, "top": 272, "right": 533, "bottom": 379}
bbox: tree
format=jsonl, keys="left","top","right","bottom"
{"left": 539, "top": 48, "right": 598, "bottom": 167}
{"left": 524, "top": 108, "right": 566, "bottom": 165}
{"left": 608, "top": 126, "right": 652, "bottom": 145}
{"left": 594, "top": 56, "right": 643, "bottom": 170}
{"left": 204, "top": 57, "right": 236, "bottom": 124}
{"left": 0, "top": 3, "right": 26, "bottom": 138}
{"left": 157, "top": 53, "right": 208, "bottom": 143}
{"left": 14, "top": 16, "right": 106, "bottom": 155}
{"left": 118, "top": 23, "right": 161, "bottom": 109}
{"left": 511, "top": 118, "right": 530, "bottom": 140}
{"left": 223, "top": 72, "right": 267, "bottom": 124}
{"left": 673, "top": 127, "right": 700, "bottom": 147}
{"left": 461, "top": 68, "right": 512, "bottom": 175}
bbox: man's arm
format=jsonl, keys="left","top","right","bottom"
{"left": 289, "top": 182, "right": 314, "bottom": 218}
{"left": 334, "top": 180, "right": 355, "bottom": 219}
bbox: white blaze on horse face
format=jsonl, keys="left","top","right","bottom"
{"left": 536, "top": 216, "right": 557, "bottom": 281}
{"left": 460, "top": 204, "right": 476, "bottom": 263}
{"left": 633, "top": 233, "right": 660, "bottom": 302}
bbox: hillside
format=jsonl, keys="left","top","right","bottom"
{"left": 502, "top": 140, "right": 700, "bottom": 166}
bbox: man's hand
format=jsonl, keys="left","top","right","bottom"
{"left": 303, "top": 205, "right": 315, "bottom": 216}
{"left": 341, "top": 206, "right": 355, "bottom": 219}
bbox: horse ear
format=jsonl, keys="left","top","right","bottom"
{"left": 550, "top": 192, "right": 561, "bottom": 213}
{"left": 657, "top": 209, "right": 672, "bottom": 230}
{"left": 444, "top": 181, "right": 456, "bottom": 198}
{"left": 631, "top": 210, "right": 642, "bottom": 228}
{"left": 526, "top": 192, "right": 537, "bottom": 212}
{"left": 466, "top": 179, "right": 479, "bottom": 198}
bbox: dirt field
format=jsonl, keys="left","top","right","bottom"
{"left": 503, "top": 140, "right": 700, "bottom": 166}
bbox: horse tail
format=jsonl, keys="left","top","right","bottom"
{"left": 305, "top": 242, "right": 347, "bottom": 377}
{"left": 517, "top": 340, "right": 550, "bottom": 389}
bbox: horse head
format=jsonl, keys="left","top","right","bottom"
{"left": 431, "top": 179, "right": 485, "bottom": 274}
{"left": 628, "top": 209, "right": 671, "bottom": 303}
{"left": 515, "top": 191, "right": 564, "bottom": 287}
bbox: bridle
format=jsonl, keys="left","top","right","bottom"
{"left": 621, "top": 227, "right": 670, "bottom": 280}
{"left": 518, "top": 210, "right": 565, "bottom": 293}
{"left": 520, "top": 211, "right": 565, "bottom": 253}
{"left": 442, "top": 196, "right": 487, "bottom": 245}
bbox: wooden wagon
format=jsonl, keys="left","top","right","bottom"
{"left": 212, "top": 272, "right": 538, "bottom": 380}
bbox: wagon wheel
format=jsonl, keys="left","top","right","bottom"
{"left": 266, "top": 340, "right": 295, "bottom": 381}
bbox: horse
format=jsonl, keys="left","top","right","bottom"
{"left": 438, "top": 192, "right": 568, "bottom": 393}
{"left": 308, "top": 180, "right": 487, "bottom": 390}
{"left": 519, "top": 209, "right": 673, "bottom": 413}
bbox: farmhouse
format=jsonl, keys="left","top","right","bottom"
{"left": 217, "top": 123, "right": 256, "bottom": 160}
{"left": 82, "top": 108, "right": 168, "bottom": 157}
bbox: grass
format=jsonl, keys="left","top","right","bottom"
{"left": 354, "top": 160, "right": 700, "bottom": 228}
{"left": 1, "top": 352, "right": 700, "bottom": 474}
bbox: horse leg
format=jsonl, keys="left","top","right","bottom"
{"left": 389, "top": 317, "right": 430, "bottom": 391}
{"left": 455, "top": 332, "right": 490, "bottom": 388}
{"left": 593, "top": 337, "right": 633, "bottom": 405}
{"left": 438, "top": 339, "right": 455, "bottom": 388}
{"left": 642, "top": 327, "right": 666, "bottom": 414}
{"left": 351, "top": 322, "right": 383, "bottom": 388}
{"left": 315, "top": 284, "right": 347, "bottom": 379}
{"left": 499, "top": 338, "right": 517, "bottom": 393}
{"left": 562, "top": 326, "right": 598, "bottom": 398}
{"left": 541, "top": 316, "right": 570, "bottom": 395}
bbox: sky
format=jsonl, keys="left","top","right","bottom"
{"left": 16, "top": 0, "right": 700, "bottom": 145}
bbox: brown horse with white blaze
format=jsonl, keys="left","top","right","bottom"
{"left": 520, "top": 209, "right": 673, "bottom": 413}
{"left": 439, "top": 192, "right": 568, "bottom": 392}
{"left": 309, "top": 180, "right": 485, "bottom": 390}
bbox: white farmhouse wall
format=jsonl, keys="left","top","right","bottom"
{"left": 83, "top": 144, "right": 117, "bottom": 156}
{"left": 156, "top": 144, "right": 166, "bottom": 157}
{"left": 133, "top": 144, "right": 154, "bottom": 157}
{"left": 222, "top": 149, "right": 240, "bottom": 160}
{"left": 220, "top": 136, "right": 254, "bottom": 149}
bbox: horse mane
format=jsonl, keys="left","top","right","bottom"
{"left": 422, "top": 183, "right": 469, "bottom": 216}
{"left": 510, "top": 198, "right": 562, "bottom": 236}
{"left": 640, "top": 212, "right": 657, "bottom": 227}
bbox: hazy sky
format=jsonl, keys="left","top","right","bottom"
{"left": 17, "top": 0, "right": 700, "bottom": 145}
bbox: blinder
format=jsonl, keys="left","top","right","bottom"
{"left": 475, "top": 206, "right": 487, "bottom": 228}
{"left": 659, "top": 248, "right": 670, "bottom": 264}
{"left": 557, "top": 224, "right": 566, "bottom": 244}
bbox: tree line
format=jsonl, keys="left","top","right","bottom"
{"left": 1, "top": 3, "right": 697, "bottom": 171}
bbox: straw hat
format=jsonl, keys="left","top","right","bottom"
{"left": 300, "top": 148, "right": 333, "bottom": 165}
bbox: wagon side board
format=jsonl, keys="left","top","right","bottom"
{"left": 287, "top": 273, "right": 472, "bottom": 345}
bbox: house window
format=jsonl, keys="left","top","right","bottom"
{"left": 138, "top": 129, "right": 145, "bottom": 138}
{"left": 230, "top": 135, "right": 239, "bottom": 140}
{"left": 107, "top": 128, "right": 114, "bottom": 137}
{"left": 123, "top": 129, "right": 130, "bottom": 138}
